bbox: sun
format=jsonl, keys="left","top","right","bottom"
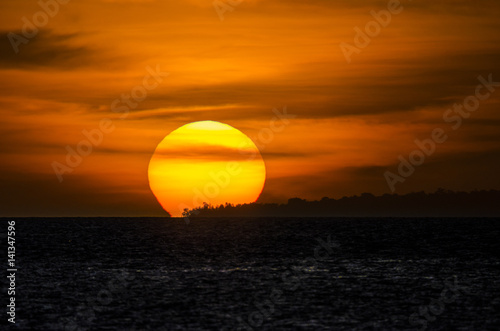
{"left": 148, "top": 121, "right": 266, "bottom": 217}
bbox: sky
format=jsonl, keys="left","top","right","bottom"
{"left": 1, "top": 0, "right": 500, "bottom": 216}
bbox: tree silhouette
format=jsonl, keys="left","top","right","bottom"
{"left": 182, "top": 189, "right": 500, "bottom": 217}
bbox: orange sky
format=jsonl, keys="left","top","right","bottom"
{"left": 1, "top": 0, "right": 500, "bottom": 216}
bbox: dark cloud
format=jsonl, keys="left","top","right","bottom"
{"left": 260, "top": 151, "right": 309, "bottom": 159}
{"left": 259, "top": 164, "right": 390, "bottom": 203}
{"left": 0, "top": 30, "right": 101, "bottom": 70}
{"left": 260, "top": 146, "right": 500, "bottom": 202}
{"left": 1, "top": 30, "right": 84, "bottom": 68}
{"left": 129, "top": 57, "right": 500, "bottom": 121}
{"left": 380, "top": 147, "right": 500, "bottom": 195}
{"left": 0, "top": 171, "right": 166, "bottom": 217}
{"left": 280, "top": 0, "right": 500, "bottom": 15}
{"left": 153, "top": 144, "right": 258, "bottom": 161}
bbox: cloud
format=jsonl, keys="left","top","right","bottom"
{"left": 0, "top": 30, "right": 96, "bottom": 69}
{"left": 0, "top": 171, "right": 166, "bottom": 217}
{"left": 0, "top": 29, "right": 130, "bottom": 71}
{"left": 153, "top": 144, "right": 258, "bottom": 162}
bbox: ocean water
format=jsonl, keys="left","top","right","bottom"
{"left": 6, "top": 217, "right": 500, "bottom": 330}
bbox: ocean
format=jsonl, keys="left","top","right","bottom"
{"left": 6, "top": 217, "right": 500, "bottom": 330}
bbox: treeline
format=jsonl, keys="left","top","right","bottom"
{"left": 183, "top": 189, "right": 500, "bottom": 217}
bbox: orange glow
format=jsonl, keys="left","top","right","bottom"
{"left": 148, "top": 121, "right": 266, "bottom": 217}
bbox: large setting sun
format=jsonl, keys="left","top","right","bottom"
{"left": 148, "top": 121, "right": 266, "bottom": 217}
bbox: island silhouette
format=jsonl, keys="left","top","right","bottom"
{"left": 183, "top": 189, "right": 500, "bottom": 218}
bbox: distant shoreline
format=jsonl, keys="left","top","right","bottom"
{"left": 184, "top": 189, "right": 500, "bottom": 218}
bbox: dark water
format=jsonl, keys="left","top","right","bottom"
{"left": 4, "top": 217, "right": 500, "bottom": 330}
